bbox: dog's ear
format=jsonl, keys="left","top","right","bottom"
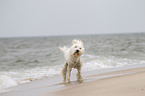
{"left": 73, "top": 40, "right": 77, "bottom": 44}
{"left": 73, "top": 40, "right": 83, "bottom": 45}
{"left": 80, "top": 41, "right": 83, "bottom": 45}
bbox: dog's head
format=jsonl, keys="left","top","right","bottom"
{"left": 70, "top": 40, "right": 84, "bottom": 57}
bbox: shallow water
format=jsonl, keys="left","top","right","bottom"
{"left": 0, "top": 33, "right": 145, "bottom": 93}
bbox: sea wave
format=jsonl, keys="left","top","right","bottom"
{"left": 82, "top": 54, "right": 145, "bottom": 72}
{"left": 0, "top": 65, "right": 63, "bottom": 93}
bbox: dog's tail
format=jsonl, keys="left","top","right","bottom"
{"left": 59, "top": 46, "right": 68, "bottom": 53}
{"left": 59, "top": 46, "right": 69, "bottom": 61}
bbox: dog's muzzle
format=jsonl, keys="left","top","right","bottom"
{"left": 76, "top": 50, "right": 79, "bottom": 53}
{"left": 74, "top": 50, "right": 80, "bottom": 56}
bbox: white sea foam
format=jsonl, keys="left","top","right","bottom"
{"left": 0, "top": 65, "right": 63, "bottom": 86}
{"left": 0, "top": 75, "right": 17, "bottom": 93}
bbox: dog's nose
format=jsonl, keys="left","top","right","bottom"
{"left": 76, "top": 50, "right": 79, "bottom": 53}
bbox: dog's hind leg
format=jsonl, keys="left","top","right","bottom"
{"left": 62, "top": 62, "right": 68, "bottom": 83}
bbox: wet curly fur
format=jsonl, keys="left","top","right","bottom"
{"left": 59, "top": 40, "right": 84, "bottom": 83}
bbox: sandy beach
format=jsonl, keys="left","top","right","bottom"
{"left": 55, "top": 67, "right": 145, "bottom": 96}
{"left": 1, "top": 67, "right": 145, "bottom": 96}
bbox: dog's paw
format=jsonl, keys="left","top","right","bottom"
{"left": 62, "top": 80, "right": 66, "bottom": 84}
{"left": 78, "top": 79, "right": 83, "bottom": 83}
{"left": 66, "top": 80, "right": 71, "bottom": 83}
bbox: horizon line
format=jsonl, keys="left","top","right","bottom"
{"left": 0, "top": 32, "right": 145, "bottom": 38}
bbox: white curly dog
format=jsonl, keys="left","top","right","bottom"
{"left": 59, "top": 40, "right": 84, "bottom": 83}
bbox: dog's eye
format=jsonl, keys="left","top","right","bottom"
{"left": 75, "top": 46, "right": 77, "bottom": 48}
{"left": 80, "top": 48, "right": 81, "bottom": 50}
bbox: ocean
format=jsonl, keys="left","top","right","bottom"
{"left": 0, "top": 33, "right": 145, "bottom": 93}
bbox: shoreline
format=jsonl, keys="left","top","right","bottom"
{"left": 1, "top": 66, "right": 145, "bottom": 96}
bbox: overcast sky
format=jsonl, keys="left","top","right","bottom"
{"left": 0, "top": 0, "right": 145, "bottom": 37}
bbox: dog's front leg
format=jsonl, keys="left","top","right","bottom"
{"left": 77, "top": 66, "right": 83, "bottom": 83}
{"left": 66, "top": 65, "right": 72, "bottom": 83}
{"left": 62, "top": 63, "right": 68, "bottom": 83}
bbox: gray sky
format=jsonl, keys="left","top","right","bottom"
{"left": 0, "top": 0, "right": 145, "bottom": 37}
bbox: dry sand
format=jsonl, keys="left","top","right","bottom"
{"left": 55, "top": 67, "right": 145, "bottom": 96}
